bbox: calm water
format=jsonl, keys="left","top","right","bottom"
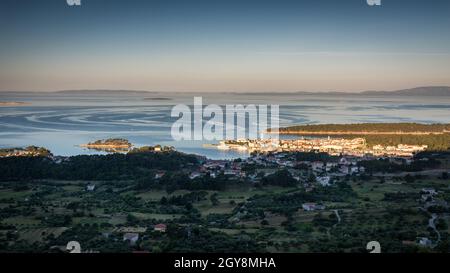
{"left": 1, "top": 92, "right": 450, "bottom": 159}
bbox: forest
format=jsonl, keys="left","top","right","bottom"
{"left": 0, "top": 150, "right": 199, "bottom": 182}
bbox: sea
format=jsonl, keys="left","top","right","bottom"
{"left": 1, "top": 91, "right": 449, "bottom": 159}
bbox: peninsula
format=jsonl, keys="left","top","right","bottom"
{"left": 273, "top": 123, "right": 450, "bottom": 135}
{"left": 269, "top": 123, "right": 450, "bottom": 151}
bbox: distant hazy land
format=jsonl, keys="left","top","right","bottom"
{"left": 54, "top": 89, "right": 158, "bottom": 95}
{"left": 232, "top": 86, "right": 450, "bottom": 96}
{"left": 0, "top": 101, "right": 31, "bottom": 106}
{"left": 1, "top": 86, "right": 450, "bottom": 96}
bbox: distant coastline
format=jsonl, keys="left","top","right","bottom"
{"left": 0, "top": 101, "right": 31, "bottom": 106}
{"left": 55, "top": 89, "right": 157, "bottom": 95}
{"left": 231, "top": 86, "right": 450, "bottom": 97}
{"left": 1, "top": 86, "right": 450, "bottom": 96}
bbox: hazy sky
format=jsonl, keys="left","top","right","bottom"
{"left": 1, "top": 0, "right": 450, "bottom": 92}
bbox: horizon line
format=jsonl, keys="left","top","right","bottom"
{"left": 1, "top": 85, "right": 450, "bottom": 94}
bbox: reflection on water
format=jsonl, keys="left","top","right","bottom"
{"left": 80, "top": 146, "right": 131, "bottom": 154}
{"left": 0, "top": 92, "right": 449, "bottom": 159}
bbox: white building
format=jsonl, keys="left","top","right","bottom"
{"left": 189, "top": 172, "right": 202, "bottom": 179}
{"left": 302, "top": 203, "right": 325, "bottom": 211}
{"left": 418, "top": 237, "right": 432, "bottom": 247}
{"left": 123, "top": 233, "right": 139, "bottom": 245}
{"left": 316, "top": 176, "right": 331, "bottom": 186}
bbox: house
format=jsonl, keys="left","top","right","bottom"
{"left": 339, "top": 157, "right": 350, "bottom": 165}
{"left": 302, "top": 203, "right": 316, "bottom": 211}
{"left": 326, "top": 162, "right": 338, "bottom": 172}
{"left": 123, "top": 233, "right": 139, "bottom": 245}
{"left": 224, "top": 169, "right": 240, "bottom": 176}
{"left": 316, "top": 176, "right": 331, "bottom": 186}
{"left": 154, "top": 171, "right": 166, "bottom": 179}
{"left": 311, "top": 161, "right": 324, "bottom": 172}
{"left": 302, "top": 203, "right": 325, "bottom": 211}
{"left": 421, "top": 188, "right": 437, "bottom": 196}
{"left": 154, "top": 223, "right": 167, "bottom": 233}
{"left": 417, "top": 237, "right": 432, "bottom": 247}
{"left": 86, "top": 184, "right": 96, "bottom": 191}
{"left": 339, "top": 165, "right": 349, "bottom": 174}
{"left": 282, "top": 160, "right": 295, "bottom": 167}
{"left": 349, "top": 166, "right": 359, "bottom": 174}
{"left": 189, "top": 172, "right": 202, "bottom": 180}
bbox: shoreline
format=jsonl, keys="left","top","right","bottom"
{"left": 271, "top": 131, "right": 447, "bottom": 135}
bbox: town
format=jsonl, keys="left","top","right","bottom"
{"left": 215, "top": 137, "right": 428, "bottom": 157}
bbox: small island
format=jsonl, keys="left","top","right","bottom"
{"left": 79, "top": 138, "right": 133, "bottom": 152}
